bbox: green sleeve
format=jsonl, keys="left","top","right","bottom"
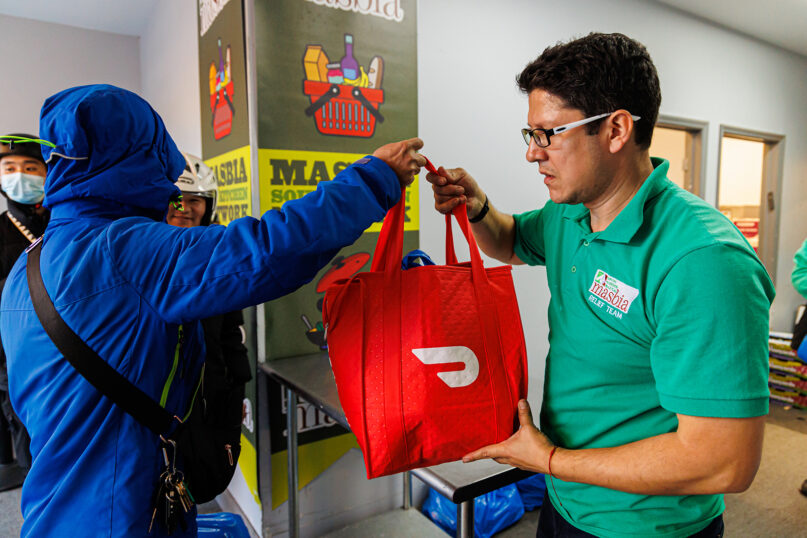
{"left": 792, "top": 239, "right": 807, "bottom": 299}
{"left": 512, "top": 202, "right": 553, "bottom": 266}
{"left": 650, "top": 244, "right": 775, "bottom": 418}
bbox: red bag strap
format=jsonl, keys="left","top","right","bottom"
{"left": 370, "top": 187, "right": 406, "bottom": 273}
{"left": 428, "top": 157, "right": 515, "bottom": 443}
{"left": 424, "top": 157, "right": 458, "bottom": 266}
{"left": 445, "top": 214, "right": 458, "bottom": 265}
{"left": 370, "top": 187, "right": 411, "bottom": 468}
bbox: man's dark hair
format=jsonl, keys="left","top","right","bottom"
{"left": 516, "top": 33, "right": 660, "bottom": 149}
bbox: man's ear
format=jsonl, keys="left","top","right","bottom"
{"left": 605, "top": 110, "right": 636, "bottom": 154}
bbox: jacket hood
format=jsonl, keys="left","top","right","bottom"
{"left": 40, "top": 84, "right": 184, "bottom": 220}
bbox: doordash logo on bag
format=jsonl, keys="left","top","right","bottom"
{"left": 412, "top": 347, "right": 479, "bottom": 388}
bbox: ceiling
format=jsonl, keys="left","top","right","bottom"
{"left": 0, "top": 0, "right": 805, "bottom": 57}
{"left": 0, "top": 0, "right": 159, "bottom": 37}
{"left": 652, "top": 0, "right": 807, "bottom": 58}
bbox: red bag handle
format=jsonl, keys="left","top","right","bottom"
{"left": 445, "top": 214, "right": 458, "bottom": 266}
{"left": 373, "top": 157, "right": 487, "bottom": 278}
{"left": 370, "top": 186, "right": 406, "bottom": 273}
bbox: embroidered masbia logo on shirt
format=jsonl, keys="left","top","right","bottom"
{"left": 588, "top": 269, "right": 639, "bottom": 317}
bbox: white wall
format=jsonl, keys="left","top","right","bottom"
{"left": 0, "top": 15, "right": 140, "bottom": 134}
{"left": 139, "top": 0, "right": 202, "bottom": 157}
{"left": 0, "top": 6, "right": 201, "bottom": 170}
{"left": 0, "top": 14, "right": 141, "bottom": 214}
{"left": 417, "top": 0, "right": 807, "bottom": 394}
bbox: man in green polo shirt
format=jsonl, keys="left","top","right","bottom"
{"left": 429, "top": 33, "right": 774, "bottom": 537}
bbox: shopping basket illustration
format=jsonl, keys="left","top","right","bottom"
{"left": 303, "top": 80, "right": 384, "bottom": 137}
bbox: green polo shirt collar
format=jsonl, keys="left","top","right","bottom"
{"left": 562, "top": 158, "right": 671, "bottom": 243}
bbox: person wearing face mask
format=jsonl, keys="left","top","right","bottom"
{"left": 0, "top": 134, "right": 47, "bottom": 488}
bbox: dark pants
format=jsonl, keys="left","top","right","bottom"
{"left": 537, "top": 496, "right": 725, "bottom": 537}
{"left": 0, "top": 390, "right": 30, "bottom": 469}
{"left": 0, "top": 403, "right": 12, "bottom": 464}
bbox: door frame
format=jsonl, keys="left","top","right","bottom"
{"left": 717, "top": 124, "right": 785, "bottom": 282}
{"left": 656, "top": 114, "right": 708, "bottom": 199}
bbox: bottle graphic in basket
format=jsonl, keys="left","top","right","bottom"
{"left": 209, "top": 38, "right": 235, "bottom": 140}
{"left": 340, "top": 34, "right": 359, "bottom": 81}
{"left": 302, "top": 35, "right": 385, "bottom": 138}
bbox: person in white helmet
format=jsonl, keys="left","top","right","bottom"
{"left": 167, "top": 153, "right": 219, "bottom": 227}
{"left": 166, "top": 152, "right": 251, "bottom": 481}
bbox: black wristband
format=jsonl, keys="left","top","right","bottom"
{"left": 469, "top": 196, "right": 489, "bottom": 223}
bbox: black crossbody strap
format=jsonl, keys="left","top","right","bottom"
{"left": 26, "top": 239, "right": 175, "bottom": 436}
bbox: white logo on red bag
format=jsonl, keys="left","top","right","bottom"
{"left": 411, "top": 346, "right": 479, "bottom": 388}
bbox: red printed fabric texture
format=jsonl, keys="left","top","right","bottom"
{"left": 323, "top": 179, "right": 528, "bottom": 478}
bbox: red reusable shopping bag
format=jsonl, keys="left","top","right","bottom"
{"left": 322, "top": 171, "right": 528, "bottom": 479}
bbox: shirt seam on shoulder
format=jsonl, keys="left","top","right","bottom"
{"left": 649, "top": 241, "right": 759, "bottom": 320}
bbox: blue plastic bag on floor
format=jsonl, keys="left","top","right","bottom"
{"left": 515, "top": 474, "right": 547, "bottom": 511}
{"left": 197, "top": 513, "right": 250, "bottom": 537}
{"left": 422, "top": 484, "right": 525, "bottom": 538}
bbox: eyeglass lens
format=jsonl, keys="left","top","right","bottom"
{"left": 521, "top": 128, "right": 549, "bottom": 147}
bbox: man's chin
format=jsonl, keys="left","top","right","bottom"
{"left": 547, "top": 189, "right": 566, "bottom": 205}
{"left": 547, "top": 189, "right": 579, "bottom": 206}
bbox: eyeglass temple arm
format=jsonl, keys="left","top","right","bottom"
{"left": 550, "top": 112, "right": 641, "bottom": 135}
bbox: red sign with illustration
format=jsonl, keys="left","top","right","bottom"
{"left": 209, "top": 39, "right": 235, "bottom": 140}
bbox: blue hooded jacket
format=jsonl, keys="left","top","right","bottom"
{"left": 0, "top": 85, "right": 400, "bottom": 537}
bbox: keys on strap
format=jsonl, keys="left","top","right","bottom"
{"left": 148, "top": 440, "right": 193, "bottom": 534}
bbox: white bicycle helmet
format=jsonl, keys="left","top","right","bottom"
{"left": 175, "top": 152, "right": 218, "bottom": 225}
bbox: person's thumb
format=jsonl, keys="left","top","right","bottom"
{"left": 517, "top": 399, "right": 534, "bottom": 427}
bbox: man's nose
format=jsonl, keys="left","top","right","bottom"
{"left": 525, "top": 137, "right": 548, "bottom": 163}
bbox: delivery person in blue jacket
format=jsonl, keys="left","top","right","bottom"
{"left": 0, "top": 84, "right": 425, "bottom": 537}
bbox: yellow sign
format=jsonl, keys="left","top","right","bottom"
{"left": 238, "top": 434, "right": 261, "bottom": 506}
{"left": 205, "top": 145, "right": 252, "bottom": 225}
{"left": 259, "top": 148, "right": 419, "bottom": 232}
{"left": 270, "top": 434, "right": 358, "bottom": 509}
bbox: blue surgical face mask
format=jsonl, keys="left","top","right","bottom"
{"left": 1, "top": 172, "right": 45, "bottom": 204}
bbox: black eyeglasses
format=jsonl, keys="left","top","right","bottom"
{"left": 521, "top": 112, "right": 640, "bottom": 148}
